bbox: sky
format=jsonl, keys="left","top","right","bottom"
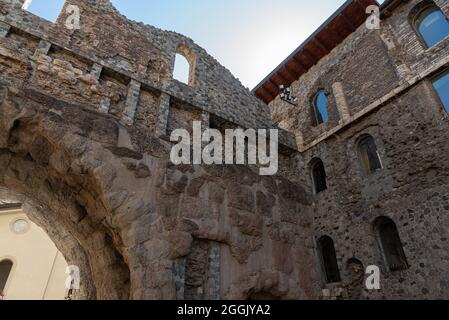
{"left": 25, "top": 0, "right": 384, "bottom": 89}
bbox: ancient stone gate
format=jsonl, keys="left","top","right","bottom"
{"left": 0, "top": 0, "right": 318, "bottom": 299}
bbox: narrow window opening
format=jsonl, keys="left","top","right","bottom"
{"left": 0, "top": 259, "right": 13, "bottom": 293}
{"left": 432, "top": 69, "right": 449, "bottom": 115}
{"left": 311, "top": 158, "right": 327, "bottom": 194}
{"left": 358, "top": 135, "right": 383, "bottom": 175}
{"left": 317, "top": 236, "right": 341, "bottom": 284}
{"left": 173, "top": 53, "right": 190, "bottom": 85}
{"left": 22, "top": 0, "right": 66, "bottom": 23}
{"left": 374, "top": 217, "right": 409, "bottom": 272}
{"left": 312, "top": 91, "right": 329, "bottom": 126}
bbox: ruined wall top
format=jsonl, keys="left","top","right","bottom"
{"left": 0, "top": 0, "right": 287, "bottom": 139}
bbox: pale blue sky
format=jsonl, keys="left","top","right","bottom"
{"left": 26, "top": 0, "right": 384, "bottom": 89}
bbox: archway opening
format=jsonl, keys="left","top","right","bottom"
{"left": 0, "top": 83, "right": 133, "bottom": 300}
{"left": 0, "top": 202, "right": 71, "bottom": 300}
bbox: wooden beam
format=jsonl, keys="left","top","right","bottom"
{"left": 313, "top": 37, "right": 331, "bottom": 54}
{"left": 257, "top": 87, "right": 274, "bottom": 103}
{"left": 302, "top": 48, "right": 318, "bottom": 67}
{"left": 265, "top": 81, "right": 279, "bottom": 97}
{"left": 284, "top": 61, "right": 301, "bottom": 79}
{"left": 269, "top": 78, "right": 283, "bottom": 91}
{"left": 253, "top": 0, "right": 377, "bottom": 102}
{"left": 293, "top": 54, "right": 310, "bottom": 70}
{"left": 354, "top": 0, "right": 367, "bottom": 13}
{"left": 288, "top": 58, "right": 306, "bottom": 74}
{"left": 281, "top": 66, "right": 298, "bottom": 82}
{"left": 324, "top": 25, "right": 343, "bottom": 46}
{"left": 273, "top": 73, "right": 289, "bottom": 86}
{"left": 340, "top": 13, "right": 357, "bottom": 32}
{"left": 358, "top": 0, "right": 377, "bottom": 10}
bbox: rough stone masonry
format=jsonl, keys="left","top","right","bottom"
{"left": 0, "top": 0, "right": 448, "bottom": 300}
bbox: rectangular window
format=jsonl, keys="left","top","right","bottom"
{"left": 22, "top": 0, "right": 65, "bottom": 23}
{"left": 433, "top": 70, "right": 449, "bottom": 115}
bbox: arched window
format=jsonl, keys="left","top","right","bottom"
{"left": 374, "top": 217, "right": 409, "bottom": 272}
{"left": 312, "top": 90, "right": 329, "bottom": 126}
{"left": 317, "top": 236, "right": 341, "bottom": 284}
{"left": 22, "top": 0, "right": 66, "bottom": 23}
{"left": 358, "top": 135, "right": 383, "bottom": 175}
{"left": 311, "top": 158, "right": 327, "bottom": 194}
{"left": 173, "top": 54, "right": 190, "bottom": 84}
{"left": 173, "top": 45, "right": 196, "bottom": 86}
{"left": 414, "top": 5, "right": 449, "bottom": 48}
{"left": 432, "top": 69, "right": 449, "bottom": 115}
{"left": 0, "top": 259, "right": 13, "bottom": 293}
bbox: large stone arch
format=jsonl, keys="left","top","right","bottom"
{"left": 0, "top": 85, "right": 134, "bottom": 299}
{"left": 0, "top": 83, "right": 318, "bottom": 299}
{"left": 0, "top": 0, "right": 319, "bottom": 300}
{"left": 0, "top": 188, "right": 97, "bottom": 300}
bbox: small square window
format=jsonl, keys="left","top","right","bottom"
{"left": 22, "top": 0, "right": 66, "bottom": 23}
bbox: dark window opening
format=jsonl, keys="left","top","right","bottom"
{"left": 374, "top": 217, "right": 409, "bottom": 272}
{"left": 358, "top": 135, "right": 383, "bottom": 175}
{"left": 415, "top": 6, "right": 449, "bottom": 48}
{"left": 312, "top": 91, "right": 329, "bottom": 126}
{"left": 0, "top": 259, "right": 13, "bottom": 293}
{"left": 432, "top": 69, "right": 449, "bottom": 115}
{"left": 311, "top": 159, "right": 327, "bottom": 194}
{"left": 318, "top": 236, "right": 341, "bottom": 284}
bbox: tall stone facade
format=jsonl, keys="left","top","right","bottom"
{"left": 0, "top": 0, "right": 448, "bottom": 300}
{"left": 267, "top": 0, "right": 449, "bottom": 300}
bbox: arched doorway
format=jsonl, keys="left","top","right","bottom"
{"left": 0, "top": 97, "right": 133, "bottom": 299}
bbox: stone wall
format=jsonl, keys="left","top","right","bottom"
{"left": 269, "top": 0, "right": 449, "bottom": 299}
{"left": 1, "top": 0, "right": 449, "bottom": 300}
{"left": 0, "top": 0, "right": 316, "bottom": 300}
{"left": 0, "top": 0, "right": 296, "bottom": 140}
